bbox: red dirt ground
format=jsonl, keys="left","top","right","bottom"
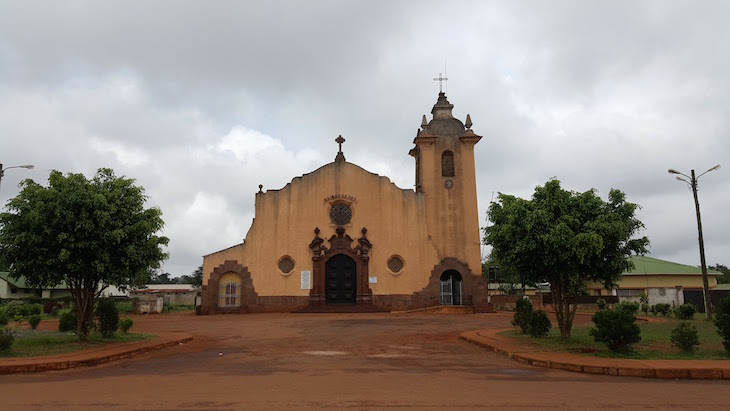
{"left": 1, "top": 311, "right": 728, "bottom": 410}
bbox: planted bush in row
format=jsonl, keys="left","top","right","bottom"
{"left": 512, "top": 298, "right": 551, "bottom": 338}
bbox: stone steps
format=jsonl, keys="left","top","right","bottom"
{"left": 292, "top": 304, "right": 389, "bottom": 314}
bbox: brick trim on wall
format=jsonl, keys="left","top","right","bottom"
{"left": 372, "top": 258, "right": 491, "bottom": 312}
{"left": 200, "top": 260, "right": 258, "bottom": 315}
{"left": 199, "top": 257, "right": 490, "bottom": 314}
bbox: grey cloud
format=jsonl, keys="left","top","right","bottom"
{"left": 1, "top": 0, "right": 729, "bottom": 276}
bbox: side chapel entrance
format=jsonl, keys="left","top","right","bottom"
{"left": 440, "top": 270, "right": 463, "bottom": 305}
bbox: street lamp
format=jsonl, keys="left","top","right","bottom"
{"left": 668, "top": 164, "right": 721, "bottom": 319}
{"left": 0, "top": 163, "right": 35, "bottom": 191}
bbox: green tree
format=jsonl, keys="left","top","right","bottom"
{"left": 483, "top": 253, "right": 526, "bottom": 295}
{"left": 709, "top": 264, "right": 730, "bottom": 284}
{"left": 149, "top": 271, "right": 173, "bottom": 284}
{"left": 484, "top": 179, "right": 648, "bottom": 339}
{"left": 191, "top": 265, "right": 203, "bottom": 287}
{"left": 170, "top": 266, "right": 202, "bottom": 286}
{"left": 0, "top": 168, "right": 168, "bottom": 340}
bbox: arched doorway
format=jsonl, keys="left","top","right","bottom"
{"left": 325, "top": 254, "right": 357, "bottom": 304}
{"left": 440, "top": 270, "right": 463, "bottom": 305}
{"left": 217, "top": 272, "right": 242, "bottom": 308}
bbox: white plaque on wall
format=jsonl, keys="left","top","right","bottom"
{"left": 369, "top": 276, "right": 377, "bottom": 284}
{"left": 301, "top": 270, "right": 311, "bottom": 289}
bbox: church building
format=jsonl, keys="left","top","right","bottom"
{"left": 200, "top": 91, "right": 490, "bottom": 313}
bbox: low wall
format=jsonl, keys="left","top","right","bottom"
{"left": 134, "top": 296, "right": 163, "bottom": 314}
{"left": 130, "top": 291, "right": 196, "bottom": 306}
{"left": 490, "top": 295, "right": 544, "bottom": 311}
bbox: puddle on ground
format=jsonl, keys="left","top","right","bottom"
{"left": 498, "top": 368, "right": 533, "bottom": 375}
{"left": 367, "top": 353, "right": 409, "bottom": 358}
{"left": 302, "top": 350, "right": 348, "bottom": 356}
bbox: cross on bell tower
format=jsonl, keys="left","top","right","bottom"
{"left": 335, "top": 135, "right": 346, "bottom": 163}
{"left": 433, "top": 72, "right": 448, "bottom": 93}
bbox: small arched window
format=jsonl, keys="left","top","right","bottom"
{"left": 441, "top": 151, "right": 455, "bottom": 177}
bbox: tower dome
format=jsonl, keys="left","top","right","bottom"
{"left": 426, "top": 92, "right": 465, "bottom": 135}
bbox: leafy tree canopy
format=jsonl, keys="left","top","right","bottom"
{"left": 710, "top": 264, "right": 730, "bottom": 284}
{"left": 484, "top": 178, "right": 649, "bottom": 338}
{"left": 149, "top": 265, "right": 202, "bottom": 287}
{"left": 0, "top": 168, "right": 168, "bottom": 339}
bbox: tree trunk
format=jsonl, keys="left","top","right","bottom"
{"left": 70, "top": 276, "right": 99, "bottom": 342}
{"left": 551, "top": 281, "right": 575, "bottom": 339}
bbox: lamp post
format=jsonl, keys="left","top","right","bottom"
{"left": 668, "top": 164, "right": 721, "bottom": 320}
{"left": 0, "top": 163, "right": 35, "bottom": 192}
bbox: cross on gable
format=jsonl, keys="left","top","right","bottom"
{"left": 433, "top": 72, "right": 448, "bottom": 93}
{"left": 335, "top": 135, "right": 345, "bottom": 152}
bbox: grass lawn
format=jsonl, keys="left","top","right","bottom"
{"left": 165, "top": 304, "right": 195, "bottom": 312}
{"left": 0, "top": 330, "right": 154, "bottom": 358}
{"left": 503, "top": 316, "right": 730, "bottom": 360}
{"left": 114, "top": 301, "right": 134, "bottom": 314}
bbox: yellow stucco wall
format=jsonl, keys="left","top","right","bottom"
{"left": 204, "top": 160, "right": 449, "bottom": 296}
{"left": 202, "top": 93, "right": 484, "bottom": 301}
{"left": 418, "top": 135, "right": 482, "bottom": 275}
{"left": 203, "top": 244, "right": 244, "bottom": 280}
{"left": 585, "top": 275, "right": 719, "bottom": 290}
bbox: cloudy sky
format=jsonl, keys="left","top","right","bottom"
{"left": 1, "top": 1, "right": 728, "bottom": 277}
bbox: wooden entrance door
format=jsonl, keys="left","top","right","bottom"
{"left": 325, "top": 254, "right": 357, "bottom": 304}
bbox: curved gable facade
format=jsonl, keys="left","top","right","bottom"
{"left": 201, "top": 93, "right": 489, "bottom": 314}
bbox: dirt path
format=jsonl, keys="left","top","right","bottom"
{"left": 1, "top": 312, "right": 728, "bottom": 410}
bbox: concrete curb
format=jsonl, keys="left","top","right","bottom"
{"left": 0, "top": 332, "right": 193, "bottom": 374}
{"left": 460, "top": 329, "right": 730, "bottom": 379}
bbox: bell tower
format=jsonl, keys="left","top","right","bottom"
{"left": 409, "top": 92, "right": 482, "bottom": 275}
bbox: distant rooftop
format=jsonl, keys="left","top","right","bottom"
{"left": 626, "top": 255, "right": 722, "bottom": 276}
{"left": 0, "top": 272, "right": 69, "bottom": 289}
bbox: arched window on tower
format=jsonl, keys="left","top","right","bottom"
{"left": 441, "top": 150, "right": 455, "bottom": 177}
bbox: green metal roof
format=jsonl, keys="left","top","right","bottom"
{"left": 0, "top": 272, "right": 69, "bottom": 289}
{"left": 625, "top": 255, "right": 722, "bottom": 276}
{"left": 0, "top": 271, "right": 27, "bottom": 288}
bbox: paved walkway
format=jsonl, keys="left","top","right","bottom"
{"left": 460, "top": 328, "right": 730, "bottom": 379}
{"left": 0, "top": 332, "right": 192, "bottom": 374}
{"left": 2, "top": 312, "right": 729, "bottom": 410}
{"left": 3, "top": 312, "right": 729, "bottom": 380}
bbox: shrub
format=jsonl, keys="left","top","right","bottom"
{"left": 714, "top": 296, "right": 730, "bottom": 352}
{"left": 616, "top": 301, "right": 640, "bottom": 315}
{"left": 589, "top": 309, "right": 641, "bottom": 353}
{"left": 28, "top": 314, "right": 41, "bottom": 330}
{"left": 671, "top": 321, "right": 700, "bottom": 352}
{"left": 596, "top": 299, "right": 607, "bottom": 310}
{"left": 4, "top": 303, "right": 40, "bottom": 318}
{"left": 528, "top": 310, "right": 551, "bottom": 338}
{"left": 0, "top": 328, "right": 13, "bottom": 351}
{"left": 114, "top": 300, "right": 135, "bottom": 314}
{"left": 59, "top": 311, "right": 78, "bottom": 332}
{"left": 96, "top": 299, "right": 119, "bottom": 338}
{"left": 654, "top": 303, "right": 671, "bottom": 317}
{"left": 675, "top": 303, "right": 696, "bottom": 320}
{"left": 0, "top": 311, "right": 7, "bottom": 327}
{"left": 639, "top": 291, "right": 649, "bottom": 305}
{"left": 118, "top": 317, "right": 134, "bottom": 334}
{"left": 51, "top": 306, "right": 60, "bottom": 317}
{"left": 43, "top": 301, "right": 63, "bottom": 314}
{"left": 13, "top": 304, "right": 29, "bottom": 318}
{"left": 640, "top": 303, "right": 650, "bottom": 315}
{"left": 511, "top": 298, "right": 533, "bottom": 334}
{"left": 29, "top": 304, "right": 42, "bottom": 316}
